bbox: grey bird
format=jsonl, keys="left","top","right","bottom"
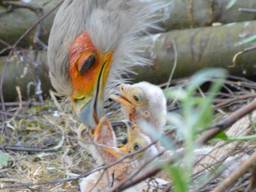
{"left": 47, "top": 0, "right": 167, "bottom": 129}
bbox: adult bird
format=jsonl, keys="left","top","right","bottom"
{"left": 47, "top": 0, "right": 166, "bottom": 128}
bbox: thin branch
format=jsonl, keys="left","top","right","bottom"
{"left": 0, "top": 144, "right": 62, "bottom": 153}
{"left": 111, "top": 150, "right": 166, "bottom": 192}
{"left": 114, "top": 100, "right": 256, "bottom": 191}
{"left": 11, "top": 0, "right": 63, "bottom": 49}
{"left": 2, "top": 1, "right": 43, "bottom": 14}
{"left": 0, "top": 140, "right": 158, "bottom": 190}
{"left": 239, "top": 8, "right": 256, "bottom": 13}
{"left": 212, "top": 152, "right": 256, "bottom": 192}
{"left": 232, "top": 45, "right": 256, "bottom": 67}
{"left": 165, "top": 40, "right": 178, "bottom": 89}
{"left": 197, "top": 99, "right": 256, "bottom": 144}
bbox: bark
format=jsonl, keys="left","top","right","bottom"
{"left": 0, "top": 0, "right": 61, "bottom": 51}
{"left": 161, "top": 0, "right": 256, "bottom": 30}
{"left": 1, "top": 0, "right": 256, "bottom": 52}
{"left": 133, "top": 20, "right": 256, "bottom": 83}
{"left": 0, "top": 51, "right": 50, "bottom": 101}
{"left": 1, "top": 21, "right": 256, "bottom": 101}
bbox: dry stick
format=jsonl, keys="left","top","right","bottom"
{"left": 115, "top": 100, "right": 256, "bottom": 191}
{"left": 232, "top": 45, "right": 256, "bottom": 68}
{"left": 212, "top": 152, "right": 256, "bottom": 192}
{"left": 248, "top": 165, "right": 256, "bottom": 191}
{"left": 0, "top": 0, "right": 62, "bottom": 127}
{"left": 239, "top": 8, "right": 256, "bottom": 13}
{"left": 0, "top": 140, "right": 158, "bottom": 190}
{"left": 111, "top": 150, "right": 166, "bottom": 192}
{"left": 2, "top": 1, "right": 43, "bottom": 13}
{"left": 197, "top": 99, "right": 256, "bottom": 145}
{"left": 0, "top": 145, "right": 61, "bottom": 153}
{"left": 115, "top": 151, "right": 184, "bottom": 192}
{"left": 12, "top": 0, "right": 63, "bottom": 49}
{"left": 2, "top": 99, "right": 256, "bottom": 190}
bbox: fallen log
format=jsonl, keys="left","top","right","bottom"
{"left": 1, "top": 0, "right": 256, "bottom": 51}
{"left": 0, "top": 0, "right": 61, "bottom": 51}
{"left": 0, "top": 51, "right": 51, "bottom": 101}
{"left": 134, "top": 20, "right": 256, "bottom": 83}
{"left": 161, "top": 0, "right": 256, "bottom": 30}
{"left": 1, "top": 20, "right": 256, "bottom": 101}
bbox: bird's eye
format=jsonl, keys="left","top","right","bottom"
{"left": 133, "top": 95, "right": 140, "bottom": 102}
{"left": 78, "top": 54, "right": 96, "bottom": 75}
{"left": 119, "top": 84, "right": 125, "bottom": 92}
{"left": 133, "top": 143, "right": 140, "bottom": 151}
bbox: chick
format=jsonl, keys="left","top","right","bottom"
{"left": 79, "top": 117, "right": 159, "bottom": 192}
{"left": 110, "top": 81, "right": 167, "bottom": 142}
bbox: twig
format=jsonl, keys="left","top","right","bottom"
{"left": 111, "top": 150, "right": 166, "bottom": 192}
{"left": 248, "top": 165, "right": 256, "bottom": 191}
{"left": 231, "top": 45, "right": 256, "bottom": 68}
{"left": 0, "top": 38, "right": 10, "bottom": 47}
{"left": 0, "top": 144, "right": 62, "bottom": 153}
{"left": 2, "top": 1, "right": 43, "bottom": 14}
{"left": 197, "top": 99, "right": 256, "bottom": 144}
{"left": 0, "top": 140, "right": 158, "bottom": 190}
{"left": 113, "top": 149, "right": 184, "bottom": 191}
{"left": 114, "top": 100, "right": 256, "bottom": 191}
{"left": 165, "top": 40, "right": 178, "bottom": 89}
{"left": 239, "top": 8, "right": 256, "bottom": 13}
{"left": 212, "top": 152, "right": 256, "bottom": 192}
{"left": 11, "top": 0, "right": 63, "bottom": 49}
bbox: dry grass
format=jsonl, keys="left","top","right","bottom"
{"left": 1, "top": 76, "right": 256, "bottom": 191}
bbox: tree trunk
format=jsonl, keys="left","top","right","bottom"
{"left": 0, "top": 0, "right": 61, "bottom": 51}
{"left": 161, "top": 0, "right": 256, "bottom": 30}
{"left": 134, "top": 20, "right": 256, "bottom": 83}
{"left": 1, "top": 20, "right": 256, "bottom": 101}
{"left": 0, "top": 51, "right": 51, "bottom": 101}
{"left": 1, "top": 0, "right": 256, "bottom": 51}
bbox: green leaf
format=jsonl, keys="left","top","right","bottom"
{"left": 226, "top": 0, "right": 237, "bottom": 9}
{"left": 165, "top": 165, "right": 188, "bottom": 192}
{"left": 227, "top": 134, "right": 256, "bottom": 141}
{"left": 0, "top": 152, "right": 10, "bottom": 168}
{"left": 236, "top": 34, "right": 256, "bottom": 46}
{"left": 214, "top": 131, "right": 228, "bottom": 141}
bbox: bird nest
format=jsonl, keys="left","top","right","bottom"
{"left": 1, "top": 75, "right": 256, "bottom": 192}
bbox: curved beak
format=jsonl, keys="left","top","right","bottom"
{"left": 110, "top": 94, "right": 133, "bottom": 109}
{"left": 72, "top": 52, "right": 112, "bottom": 129}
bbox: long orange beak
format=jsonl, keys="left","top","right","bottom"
{"left": 69, "top": 32, "right": 113, "bottom": 128}
{"left": 74, "top": 53, "right": 112, "bottom": 128}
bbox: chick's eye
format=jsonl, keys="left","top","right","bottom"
{"left": 78, "top": 54, "right": 96, "bottom": 75}
{"left": 133, "top": 95, "right": 140, "bottom": 102}
{"left": 133, "top": 143, "right": 140, "bottom": 151}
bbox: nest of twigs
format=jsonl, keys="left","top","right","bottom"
{"left": 1, "top": 75, "right": 256, "bottom": 192}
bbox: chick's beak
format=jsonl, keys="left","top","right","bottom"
{"left": 71, "top": 52, "right": 112, "bottom": 128}
{"left": 109, "top": 93, "right": 133, "bottom": 109}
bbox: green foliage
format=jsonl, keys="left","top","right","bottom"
{"left": 236, "top": 34, "right": 256, "bottom": 46}
{"left": 164, "top": 69, "right": 227, "bottom": 192}
{"left": 0, "top": 152, "right": 10, "bottom": 168}
{"left": 214, "top": 131, "right": 228, "bottom": 141}
{"left": 226, "top": 0, "right": 237, "bottom": 9}
{"left": 215, "top": 133, "right": 256, "bottom": 142}
{"left": 164, "top": 165, "right": 188, "bottom": 192}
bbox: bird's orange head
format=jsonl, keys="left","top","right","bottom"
{"left": 69, "top": 32, "right": 113, "bottom": 127}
